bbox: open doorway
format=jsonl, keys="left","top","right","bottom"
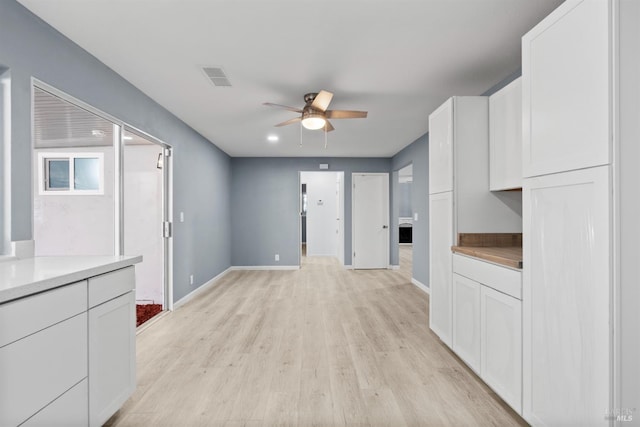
{"left": 398, "top": 164, "right": 413, "bottom": 277}
{"left": 31, "top": 83, "right": 171, "bottom": 328}
{"left": 299, "top": 171, "right": 344, "bottom": 266}
{"left": 123, "top": 128, "right": 170, "bottom": 327}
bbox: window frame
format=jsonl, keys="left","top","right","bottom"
{"left": 38, "top": 152, "right": 105, "bottom": 196}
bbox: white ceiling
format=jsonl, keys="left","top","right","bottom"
{"left": 19, "top": 0, "right": 562, "bottom": 158}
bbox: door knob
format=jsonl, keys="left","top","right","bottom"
{"left": 382, "top": 225, "right": 389, "bottom": 229}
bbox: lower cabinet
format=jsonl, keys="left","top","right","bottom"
{"left": 89, "top": 270, "right": 136, "bottom": 427}
{"left": 480, "top": 285, "right": 522, "bottom": 414}
{"left": 452, "top": 274, "right": 481, "bottom": 373}
{"left": 451, "top": 254, "right": 522, "bottom": 415}
{"left": 22, "top": 379, "right": 88, "bottom": 427}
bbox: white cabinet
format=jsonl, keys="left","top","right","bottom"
{"left": 481, "top": 285, "right": 522, "bottom": 414}
{"left": 0, "top": 282, "right": 88, "bottom": 427}
{"left": 428, "top": 96, "right": 522, "bottom": 349}
{"left": 22, "top": 379, "right": 88, "bottom": 427}
{"left": 452, "top": 254, "right": 523, "bottom": 415}
{"left": 523, "top": 166, "right": 609, "bottom": 426}
{"left": 429, "top": 191, "right": 453, "bottom": 347}
{"left": 428, "top": 98, "right": 453, "bottom": 194}
{"left": 88, "top": 267, "right": 136, "bottom": 427}
{"left": 452, "top": 273, "right": 481, "bottom": 373}
{"left": 489, "top": 77, "right": 522, "bottom": 190}
{"left": 522, "top": 0, "right": 609, "bottom": 178}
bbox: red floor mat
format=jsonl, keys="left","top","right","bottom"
{"left": 136, "top": 304, "right": 163, "bottom": 327}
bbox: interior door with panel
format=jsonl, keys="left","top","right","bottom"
{"left": 429, "top": 191, "right": 453, "bottom": 347}
{"left": 428, "top": 98, "right": 453, "bottom": 194}
{"left": 352, "top": 173, "right": 389, "bottom": 269}
{"left": 522, "top": 0, "right": 609, "bottom": 177}
{"left": 523, "top": 166, "right": 610, "bottom": 426}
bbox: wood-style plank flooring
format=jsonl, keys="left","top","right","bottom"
{"left": 106, "top": 246, "right": 526, "bottom": 426}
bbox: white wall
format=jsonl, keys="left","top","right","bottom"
{"left": 124, "top": 144, "right": 164, "bottom": 305}
{"left": 33, "top": 146, "right": 114, "bottom": 256}
{"left": 301, "top": 171, "right": 340, "bottom": 258}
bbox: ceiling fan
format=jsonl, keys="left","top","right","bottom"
{"left": 264, "top": 90, "right": 367, "bottom": 132}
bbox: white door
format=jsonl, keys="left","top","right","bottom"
{"left": 429, "top": 191, "right": 453, "bottom": 348}
{"left": 523, "top": 166, "right": 610, "bottom": 426}
{"left": 352, "top": 173, "right": 389, "bottom": 269}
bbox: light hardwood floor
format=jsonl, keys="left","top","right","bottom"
{"left": 106, "top": 246, "right": 526, "bottom": 426}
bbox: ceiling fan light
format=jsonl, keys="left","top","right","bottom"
{"left": 301, "top": 112, "right": 326, "bottom": 130}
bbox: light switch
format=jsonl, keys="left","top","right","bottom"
{"left": 414, "top": 212, "right": 419, "bottom": 221}
{"left": 180, "top": 212, "right": 185, "bottom": 223}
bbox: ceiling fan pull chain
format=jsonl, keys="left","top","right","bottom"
{"left": 324, "top": 125, "right": 328, "bottom": 149}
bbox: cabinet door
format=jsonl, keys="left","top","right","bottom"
{"left": 89, "top": 291, "right": 136, "bottom": 427}
{"left": 523, "top": 166, "right": 609, "bottom": 426}
{"left": 22, "top": 378, "right": 88, "bottom": 427}
{"left": 429, "top": 191, "right": 453, "bottom": 347}
{"left": 0, "top": 313, "right": 87, "bottom": 427}
{"left": 429, "top": 98, "right": 453, "bottom": 194}
{"left": 522, "top": 0, "right": 609, "bottom": 177}
{"left": 452, "top": 274, "right": 481, "bottom": 373}
{"left": 489, "top": 78, "right": 522, "bottom": 190}
{"left": 481, "top": 286, "right": 522, "bottom": 414}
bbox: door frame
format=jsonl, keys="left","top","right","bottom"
{"left": 351, "top": 172, "right": 390, "bottom": 269}
{"left": 122, "top": 125, "right": 173, "bottom": 311}
{"left": 31, "top": 79, "right": 174, "bottom": 312}
{"left": 298, "top": 170, "right": 345, "bottom": 267}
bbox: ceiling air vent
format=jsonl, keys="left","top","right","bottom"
{"left": 202, "top": 66, "right": 232, "bottom": 87}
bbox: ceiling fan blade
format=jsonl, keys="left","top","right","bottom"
{"left": 325, "top": 110, "right": 368, "bottom": 119}
{"left": 274, "top": 117, "right": 302, "bottom": 127}
{"left": 324, "top": 121, "right": 335, "bottom": 132}
{"left": 311, "top": 90, "right": 333, "bottom": 111}
{"left": 263, "top": 102, "right": 303, "bottom": 113}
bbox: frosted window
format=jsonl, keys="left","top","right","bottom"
{"left": 74, "top": 157, "right": 100, "bottom": 190}
{"left": 46, "top": 159, "right": 70, "bottom": 190}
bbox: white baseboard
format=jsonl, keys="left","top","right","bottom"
{"left": 389, "top": 265, "right": 400, "bottom": 270}
{"left": 174, "top": 267, "right": 232, "bottom": 309}
{"left": 411, "top": 278, "right": 430, "bottom": 294}
{"left": 343, "top": 264, "right": 354, "bottom": 270}
{"left": 230, "top": 265, "right": 300, "bottom": 271}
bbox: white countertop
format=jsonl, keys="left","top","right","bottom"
{"left": 0, "top": 255, "right": 142, "bottom": 304}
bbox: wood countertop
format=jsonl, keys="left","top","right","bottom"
{"left": 451, "top": 246, "right": 522, "bottom": 269}
{"left": 451, "top": 233, "right": 523, "bottom": 269}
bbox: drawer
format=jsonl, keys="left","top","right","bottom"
{"left": 89, "top": 266, "right": 135, "bottom": 308}
{"left": 453, "top": 254, "right": 522, "bottom": 299}
{"left": 0, "top": 281, "right": 87, "bottom": 348}
{"left": 22, "top": 378, "right": 88, "bottom": 427}
{"left": 0, "top": 313, "right": 88, "bottom": 427}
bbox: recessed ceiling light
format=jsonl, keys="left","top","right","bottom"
{"left": 267, "top": 135, "right": 279, "bottom": 142}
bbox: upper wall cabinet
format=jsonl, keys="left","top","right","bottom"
{"left": 429, "top": 98, "right": 453, "bottom": 194}
{"left": 522, "top": 0, "right": 610, "bottom": 178}
{"left": 490, "top": 77, "right": 522, "bottom": 190}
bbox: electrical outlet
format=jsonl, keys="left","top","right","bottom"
{"left": 189, "top": 274, "right": 194, "bottom": 285}
{"left": 180, "top": 212, "right": 185, "bottom": 223}
{"left": 414, "top": 212, "right": 419, "bottom": 221}
{"left": 275, "top": 254, "right": 280, "bottom": 262}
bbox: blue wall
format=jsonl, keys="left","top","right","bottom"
{"left": 231, "top": 157, "right": 391, "bottom": 267}
{"left": 391, "top": 133, "right": 429, "bottom": 286}
{"left": 398, "top": 182, "right": 412, "bottom": 217}
{"left": 0, "top": 1, "right": 231, "bottom": 302}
